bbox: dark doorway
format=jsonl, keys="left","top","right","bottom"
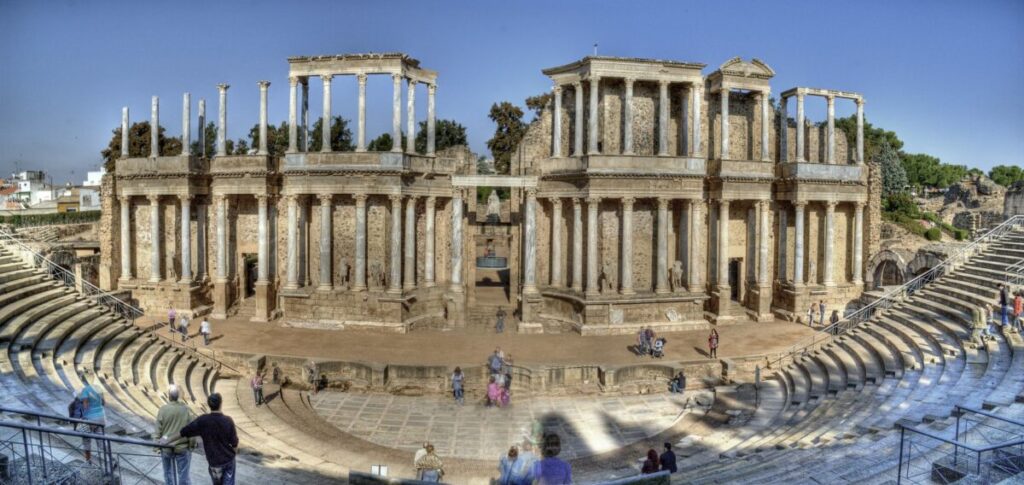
{"left": 728, "top": 259, "right": 741, "bottom": 301}
{"left": 243, "top": 254, "right": 258, "bottom": 298}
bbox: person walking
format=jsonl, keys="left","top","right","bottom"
{"left": 708, "top": 329, "right": 719, "bottom": 359}
{"left": 414, "top": 444, "right": 445, "bottom": 482}
{"left": 271, "top": 363, "right": 281, "bottom": 386}
{"left": 644, "top": 327, "right": 656, "bottom": 356}
{"left": 200, "top": 318, "right": 211, "bottom": 346}
{"left": 451, "top": 367, "right": 465, "bottom": 405}
{"left": 531, "top": 433, "right": 572, "bottom": 485}
{"left": 659, "top": 442, "right": 678, "bottom": 474}
{"left": 807, "top": 303, "right": 816, "bottom": 327}
{"left": 168, "top": 306, "right": 177, "bottom": 334}
{"left": 79, "top": 381, "right": 106, "bottom": 464}
{"left": 306, "top": 360, "right": 318, "bottom": 395}
{"left": 636, "top": 327, "right": 648, "bottom": 356}
{"left": 487, "top": 376, "right": 503, "bottom": 407}
{"left": 179, "top": 315, "right": 190, "bottom": 342}
{"left": 1014, "top": 290, "right": 1023, "bottom": 333}
{"left": 156, "top": 385, "right": 196, "bottom": 485}
{"left": 830, "top": 310, "right": 840, "bottom": 335}
{"left": 250, "top": 373, "right": 264, "bottom": 407}
{"left": 496, "top": 307, "right": 507, "bottom": 334}
{"left": 503, "top": 354, "right": 514, "bottom": 392}
{"left": 818, "top": 300, "right": 827, "bottom": 327}
{"left": 999, "top": 284, "right": 1010, "bottom": 327}
{"left": 641, "top": 448, "right": 660, "bottom": 474}
{"left": 489, "top": 348, "right": 504, "bottom": 378}
{"left": 499, "top": 445, "right": 532, "bottom": 485}
{"left": 179, "top": 393, "right": 238, "bottom": 485}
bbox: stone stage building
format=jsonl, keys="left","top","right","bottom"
{"left": 98, "top": 53, "right": 881, "bottom": 335}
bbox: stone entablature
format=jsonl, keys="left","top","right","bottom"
{"left": 287, "top": 52, "right": 437, "bottom": 85}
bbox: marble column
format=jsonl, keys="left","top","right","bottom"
{"left": 389, "top": 195, "right": 402, "bottom": 293}
{"left": 427, "top": 83, "right": 436, "bottom": 155}
{"left": 588, "top": 76, "right": 600, "bottom": 155}
{"left": 585, "top": 197, "right": 600, "bottom": 295}
{"left": 761, "top": 91, "right": 771, "bottom": 161}
{"left": 256, "top": 195, "right": 269, "bottom": 283}
{"left": 523, "top": 189, "right": 538, "bottom": 294}
{"left": 215, "top": 196, "right": 227, "bottom": 282}
{"left": 717, "top": 200, "right": 730, "bottom": 289}
{"left": 571, "top": 198, "right": 583, "bottom": 292}
{"left": 217, "top": 84, "right": 229, "bottom": 156}
{"left": 794, "top": 201, "right": 806, "bottom": 285}
{"left": 826, "top": 95, "right": 835, "bottom": 164}
{"left": 288, "top": 77, "right": 298, "bottom": 153}
{"left": 179, "top": 195, "right": 192, "bottom": 283}
{"left": 824, "top": 201, "right": 836, "bottom": 286}
{"left": 691, "top": 84, "right": 703, "bottom": 157}
{"left": 779, "top": 97, "right": 788, "bottom": 163}
{"left": 655, "top": 197, "right": 669, "bottom": 294}
{"left": 353, "top": 194, "right": 368, "bottom": 291}
{"left": 119, "top": 196, "right": 132, "bottom": 281}
{"left": 285, "top": 195, "right": 299, "bottom": 290}
{"left": 777, "top": 206, "right": 788, "bottom": 282}
{"left": 150, "top": 96, "right": 160, "bottom": 157}
{"left": 148, "top": 195, "right": 161, "bottom": 282}
{"left": 197, "top": 203, "right": 207, "bottom": 280}
{"left": 552, "top": 85, "right": 562, "bottom": 157}
{"left": 120, "top": 107, "right": 129, "bottom": 158}
{"left": 854, "top": 202, "right": 865, "bottom": 285}
{"left": 450, "top": 192, "right": 464, "bottom": 292}
{"left": 688, "top": 200, "right": 704, "bottom": 292}
{"left": 424, "top": 196, "right": 436, "bottom": 286}
{"left": 356, "top": 74, "right": 367, "bottom": 152}
{"left": 406, "top": 79, "right": 416, "bottom": 153}
{"left": 796, "top": 93, "right": 806, "bottom": 162}
{"left": 321, "top": 76, "right": 333, "bottom": 153}
{"left": 403, "top": 196, "right": 417, "bottom": 290}
{"left": 318, "top": 194, "right": 332, "bottom": 291}
{"left": 258, "top": 81, "right": 270, "bottom": 155}
{"left": 301, "top": 79, "right": 309, "bottom": 152}
{"left": 620, "top": 197, "right": 635, "bottom": 295}
{"left": 572, "top": 82, "right": 583, "bottom": 157}
{"left": 198, "top": 100, "right": 206, "bottom": 158}
{"left": 623, "top": 78, "right": 635, "bottom": 155}
{"left": 856, "top": 99, "right": 865, "bottom": 164}
{"left": 391, "top": 74, "right": 402, "bottom": 153}
{"left": 550, "top": 198, "right": 562, "bottom": 287}
{"left": 719, "top": 89, "right": 729, "bottom": 160}
{"left": 758, "top": 200, "right": 769, "bottom": 286}
{"left": 658, "top": 80, "right": 669, "bottom": 156}
{"left": 182, "top": 93, "right": 191, "bottom": 156}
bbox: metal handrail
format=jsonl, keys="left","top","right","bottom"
{"left": 767, "top": 214, "right": 1024, "bottom": 370}
{"left": 0, "top": 406, "right": 106, "bottom": 430}
{"left": 0, "top": 420, "right": 168, "bottom": 449}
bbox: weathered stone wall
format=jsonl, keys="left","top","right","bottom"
{"left": 1006, "top": 181, "right": 1024, "bottom": 217}
{"left": 98, "top": 173, "right": 118, "bottom": 290}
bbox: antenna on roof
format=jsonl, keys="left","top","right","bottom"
{"left": 593, "top": 43, "right": 598, "bottom": 56}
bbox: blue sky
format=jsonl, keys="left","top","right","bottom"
{"left": 1, "top": 0, "right": 1021, "bottom": 183}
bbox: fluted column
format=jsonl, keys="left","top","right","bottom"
{"left": 197, "top": 202, "right": 207, "bottom": 280}
{"left": 182, "top": 93, "right": 191, "bottom": 156}
{"left": 179, "top": 195, "right": 192, "bottom": 283}
{"left": 688, "top": 200, "right": 704, "bottom": 292}
{"left": 550, "top": 198, "right": 563, "bottom": 286}
{"left": 585, "top": 197, "right": 600, "bottom": 295}
{"left": 321, "top": 76, "right": 332, "bottom": 153}
{"left": 424, "top": 196, "right": 436, "bottom": 286}
{"left": 571, "top": 198, "right": 583, "bottom": 292}
{"left": 717, "top": 200, "right": 730, "bottom": 289}
{"left": 588, "top": 76, "right": 600, "bottom": 154}
{"left": 760, "top": 91, "right": 771, "bottom": 161}
{"left": 217, "top": 84, "right": 229, "bottom": 156}
{"left": 854, "top": 202, "right": 865, "bottom": 285}
{"left": 552, "top": 85, "right": 562, "bottom": 157}
{"left": 285, "top": 195, "right": 299, "bottom": 290}
{"left": 655, "top": 197, "right": 669, "bottom": 294}
{"left": 256, "top": 195, "right": 269, "bottom": 283}
{"left": 353, "top": 194, "right": 368, "bottom": 291}
{"left": 572, "top": 82, "right": 583, "bottom": 156}
{"left": 215, "top": 196, "right": 227, "bottom": 282}
{"left": 623, "top": 78, "right": 635, "bottom": 155}
{"left": 523, "top": 189, "right": 538, "bottom": 294}
{"left": 391, "top": 74, "right": 402, "bottom": 153}
{"left": 796, "top": 92, "right": 806, "bottom": 162}
{"left": 356, "top": 74, "right": 367, "bottom": 152}
{"left": 779, "top": 97, "right": 788, "bottom": 163}
{"left": 150, "top": 96, "right": 160, "bottom": 157}
{"left": 450, "top": 192, "right": 464, "bottom": 292}
{"left": 856, "top": 99, "right": 865, "bottom": 164}
{"left": 120, "top": 107, "right": 129, "bottom": 158}
{"left": 389, "top": 195, "right": 402, "bottom": 293}
{"left": 778, "top": 206, "right": 788, "bottom": 282}
{"left": 620, "top": 197, "right": 635, "bottom": 295}
{"left": 427, "top": 83, "right": 436, "bottom": 155}
{"left": 288, "top": 77, "right": 298, "bottom": 153}
{"left": 119, "top": 196, "right": 132, "bottom": 281}
{"left": 148, "top": 195, "right": 161, "bottom": 282}
{"left": 794, "top": 201, "right": 806, "bottom": 285}
{"left": 758, "top": 200, "right": 769, "bottom": 286}
{"left": 403, "top": 196, "right": 417, "bottom": 290}
{"left": 824, "top": 201, "right": 836, "bottom": 287}
{"left": 318, "top": 194, "right": 332, "bottom": 291}
{"left": 658, "top": 80, "right": 669, "bottom": 156}
{"left": 691, "top": 83, "right": 703, "bottom": 157}
{"left": 826, "top": 95, "right": 835, "bottom": 164}
{"left": 301, "top": 79, "right": 309, "bottom": 152}
{"left": 254, "top": 81, "right": 269, "bottom": 155}
{"left": 719, "top": 89, "right": 729, "bottom": 159}
{"left": 406, "top": 79, "right": 416, "bottom": 153}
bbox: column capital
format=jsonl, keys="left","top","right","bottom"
{"left": 719, "top": 198, "right": 730, "bottom": 207}
{"left": 572, "top": 81, "right": 582, "bottom": 90}
{"left": 391, "top": 73, "right": 402, "bottom": 82}
{"left": 406, "top": 194, "right": 418, "bottom": 203}
{"left": 255, "top": 193, "right": 269, "bottom": 204}
{"left": 178, "top": 194, "right": 193, "bottom": 203}
{"left": 284, "top": 194, "right": 298, "bottom": 204}
{"left": 657, "top": 197, "right": 670, "bottom": 210}
{"left": 586, "top": 196, "right": 602, "bottom": 205}
{"left": 428, "top": 83, "right": 436, "bottom": 94}
{"left": 354, "top": 193, "right": 368, "bottom": 204}
{"left": 119, "top": 195, "right": 131, "bottom": 204}
{"left": 793, "top": 200, "right": 808, "bottom": 209}
{"left": 289, "top": 76, "right": 299, "bottom": 86}
{"left": 318, "top": 193, "right": 332, "bottom": 204}
{"left": 389, "top": 194, "right": 402, "bottom": 203}
{"left": 525, "top": 188, "right": 537, "bottom": 199}
{"left": 856, "top": 97, "right": 865, "bottom": 107}
{"left": 760, "top": 88, "right": 771, "bottom": 98}
{"left": 572, "top": 197, "right": 582, "bottom": 208}
{"left": 621, "top": 196, "right": 635, "bottom": 208}
{"left": 258, "top": 80, "right": 271, "bottom": 89}
{"left": 855, "top": 201, "right": 866, "bottom": 209}
{"left": 426, "top": 194, "right": 437, "bottom": 205}
{"left": 796, "top": 92, "right": 805, "bottom": 101}
{"left": 322, "top": 74, "right": 334, "bottom": 83}
{"left": 550, "top": 197, "right": 562, "bottom": 208}
{"left": 826, "top": 200, "right": 838, "bottom": 210}
{"left": 623, "top": 77, "right": 635, "bottom": 86}
{"left": 759, "top": 199, "right": 771, "bottom": 210}
{"left": 406, "top": 77, "right": 417, "bottom": 87}
{"left": 691, "top": 198, "right": 706, "bottom": 210}
{"left": 217, "top": 83, "right": 230, "bottom": 92}
{"left": 147, "top": 194, "right": 160, "bottom": 203}
{"left": 588, "top": 75, "right": 601, "bottom": 85}
{"left": 356, "top": 73, "right": 367, "bottom": 85}
{"left": 826, "top": 94, "right": 835, "bottom": 103}
{"left": 552, "top": 84, "right": 562, "bottom": 94}
{"left": 658, "top": 79, "right": 670, "bottom": 87}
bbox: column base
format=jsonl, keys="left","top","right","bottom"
{"left": 571, "top": 285, "right": 583, "bottom": 293}
{"left": 752, "top": 284, "right": 774, "bottom": 322}
{"left": 356, "top": 147, "right": 367, "bottom": 153}
{"left": 212, "top": 280, "right": 230, "bottom": 319}
{"left": 449, "top": 283, "right": 464, "bottom": 293}
{"left": 320, "top": 149, "right": 332, "bottom": 154}
{"left": 284, "top": 283, "right": 300, "bottom": 291}
{"left": 317, "top": 285, "right": 333, "bottom": 292}
{"left": 824, "top": 281, "right": 837, "bottom": 288}
{"left": 390, "top": 147, "right": 402, "bottom": 153}
{"left": 148, "top": 277, "right": 161, "bottom": 284}
{"left": 655, "top": 286, "right": 670, "bottom": 295}
{"left": 353, "top": 284, "right": 367, "bottom": 292}
{"left": 711, "top": 285, "right": 732, "bottom": 316}
{"left": 620, "top": 288, "right": 635, "bottom": 296}
{"left": 387, "top": 287, "right": 402, "bottom": 295}
{"left": 423, "top": 281, "right": 436, "bottom": 288}
{"left": 523, "top": 285, "right": 539, "bottom": 295}
{"left": 251, "top": 281, "right": 274, "bottom": 322}
{"left": 179, "top": 277, "right": 193, "bottom": 286}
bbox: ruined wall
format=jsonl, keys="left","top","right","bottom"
{"left": 98, "top": 173, "right": 118, "bottom": 290}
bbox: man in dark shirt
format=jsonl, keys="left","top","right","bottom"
{"left": 660, "top": 442, "right": 677, "bottom": 473}
{"left": 179, "top": 393, "right": 238, "bottom": 485}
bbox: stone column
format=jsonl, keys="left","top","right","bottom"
{"left": 856, "top": 99, "right": 865, "bottom": 164}
{"left": 301, "top": 79, "right": 309, "bottom": 152}
{"left": 691, "top": 83, "right": 703, "bottom": 157}
{"left": 717, "top": 200, "right": 730, "bottom": 289}
{"left": 148, "top": 195, "right": 161, "bottom": 282}
{"left": 794, "top": 201, "right": 806, "bottom": 285}
{"left": 826, "top": 95, "right": 835, "bottom": 164}
{"left": 824, "top": 201, "right": 836, "bottom": 286}
{"left": 216, "top": 196, "right": 227, "bottom": 282}
{"left": 425, "top": 196, "right": 436, "bottom": 286}
{"left": 119, "top": 196, "right": 132, "bottom": 281}
{"left": 217, "top": 84, "right": 229, "bottom": 156}
{"left": 796, "top": 92, "right": 805, "bottom": 162}
{"left": 571, "top": 198, "right": 583, "bottom": 292}
{"left": 404, "top": 196, "right": 417, "bottom": 290}
{"left": 389, "top": 195, "right": 402, "bottom": 293}
{"left": 179, "top": 195, "right": 192, "bottom": 283}
{"left": 778, "top": 206, "right": 788, "bottom": 282}
{"left": 258, "top": 81, "right": 270, "bottom": 155}
{"left": 356, "top": 74, "right": 367, "bottom": 152}
{"left": 620, "top": 197, "right": 635, "bottom": 295}
{"left": 779, "top": 97, "right": 788, "bottom": 163}
{"left": 318, "top": 194, "right": 333, "bottom": 291}
{"left": 198, "top": 100, "right": 206, "bottom": 158}
{"left": 406, "top": 79, "right": 416, "bottom": 153}
{"left": 854, "top": 202, "right": 865, "bottom": 285}
{"left": 150, "top": 96, "right": 160, "bottom": 157}
{"left": 758, "top": 200, "right": 769, "bottom": 285}
{"left": 585, "top": 197, "right": 602, "bottom": 296}
{"left": 655, "top": 197, "right": 669, "bottom": 294}
{"left": 658, "top": 80, "right": 669, "bottom": 156}
{"left": 588, "top": 76, "right": 600, "bottom": 155}
{"left": 353, "top": 194, "right": 368, "bottom": 291}
{"left": 427, "top": 83, "right": 437, "bottom": 155}
{"left": 288, "top": 77, "right": 298, "bottom": 153}
{"left": 391, "top": 74, "right": 402, "bottom": 153}
{"left": 552, "top": 85, "right": 562, "bottom": 157}
{"left": 450, "top": 191, "right": 464, "bottom": 292}
{"left": 523, "top": 189, "right": 538, "bottom": 294}
{"left": 688, "top": 200, "right": 705, "bottom": 292}
{"left": 121, "top": 107, "right": 129, "bottom": 157}
{"left": 623, "top": 78, "right": 635, "bottom": 155}
{"left": 321, "top": 76, "right": 333, "bottom": 153}
{"left": 285, "top": 195, "right": 299, "bottom": 290}
{"left": 256, "top": 195, "right": 269, "bottom": 283}
{"left": 550, "top": 198, "right": 562, "bottom": 286}
{"left": 182, "top": 93, "right": 191, "bottom": 156}
{"left": 719, "top": 89, "right": 729, "bottom": 159}
{"left": 761, "top": 91, "right": 771, "bottom": 161}
{"left": 573, "top": 82, "right": 583, "bottom": 157}
{"left": 197, "top": 202, "right": 207, "bottom": 280}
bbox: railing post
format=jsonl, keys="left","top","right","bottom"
{"left": 21, "top": 428, "right": 33, "bottom": 484}
{"left": 955, "top": 410, "right": 961, "bottom": 466}
{"left": 897, "top": 426, "right": 904, "bottom": 484}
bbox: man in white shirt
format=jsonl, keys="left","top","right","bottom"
{"left": 200, "top": 319, "right": 211, "bottom": 346}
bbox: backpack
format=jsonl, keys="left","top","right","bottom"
{"left": 68, "top": 397, "right": 84, "bottom": 420}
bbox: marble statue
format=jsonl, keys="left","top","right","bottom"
{"left": 486, "top": 190, "right": 501, "bottom": 219}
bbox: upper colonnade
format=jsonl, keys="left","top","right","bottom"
{"left": 779, "top": 86, "right": 865, "bottom": 165}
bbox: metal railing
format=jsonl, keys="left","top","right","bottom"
{"left": 767, "top": 214, "right": 1024, "bottom": 370}
{"left": 1007, "top": 260, "right": 1024, "bottom": 287}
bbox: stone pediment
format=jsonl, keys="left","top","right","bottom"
{"left": 717, "top": 57, "right": 775, "bottom": 79}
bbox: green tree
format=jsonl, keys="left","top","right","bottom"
{"left": 476, "top": 155, "right": 493, "bottom": 175}
{"left": 101, "top": 122, "right": 183, "bottom": 171}
{"left": 989, "top": 165, "right": 1024, "bottom": 187}
{"left": 900, "top": 153, "right": 967, "bottom": 189}
{"left": 233, "top": 139, "right": 249, "bottom": 155}
{"left": 834, "top": 115, "right": 903, "bottom": 162}
{"left": 486, "top": 102, "right": 527, "bottom": 175}
{"left": 309, "top": 116, "right": 354, "bottom": 152}
{"left": 189, "top": 122, "right": 222, "bottom": 158}
{"left": 525, "top": 92, "right": 553, "bottom": 119}
{"left": 876, "top": 141, "right": 907, "bottom": 197}
{"left": 367, "top": 132, "right": 407, "bottom": 152}
{"left": 414, "top": 119, "right": 468, "bottom": 154}
{"left": 248, "top": 121, "right": 291, "bottom": 157}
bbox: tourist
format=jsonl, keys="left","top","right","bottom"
{"left": 669, "top": 371, "right": 686, "bottom": 394}
{"left": 487, "top": 375, "right": 503, "bottom": 407}
{"left": 641, "top": 448, "right": 660, "bottom": 474}
{"left": 503, "top": 354, "right": 514, "bottom": 392}
{"left": 489, "top": 348, "right": 504, "bottom": 378}
{"left": 168, "top": 306, "right": 177, "bottom": 333}
{"left": 306, "top": 360, "right": 318, "bottom": 395}
{"left": 451, "top": 367, "right": 465, "bottom": 405}
{"left": 636, "top": 327, "right": 648, "bottom": 356}
{"left": 971, "top": 305, "right": 988, "bottom": 345}
{"left": 830, "top": 310, "right": 840, "bottom": 335}
{"left": 645, "top": 327, "right": 657, "bottom": 356}
{"left": 79, "top": 380, "right": 106, "bottom": 464}
{"left": 659, "top": 442, "right": 677, "bottom": 474}
{"left": 999, "top": 284, "right": 1010, "bottom": 326}
{"left": 708, "top": 329, "right": 719, "bottom": 358}
{"left": 271, "top": 363, "right": 281, "bottom": 386}
{"left": 496, "top": 307, "right": 507, "bottom": 333}
{"left": 519, "top": 441, "right": 538, "bottom": 474}
{"left": 250, "top": 373, "right": 264, "bottom": 406}
{"left": 818, "top": 300, "right": 826, "bottom": 327}
{"left": 200, "top": 318, "right": 211, "bottom": 346}
{"left": 180, "top": 315, "right": 190, "bottom": 342}
{"left": 807, "top": 303, "right": 816, "bottom": 326}
{"left": 498, "top": 445, "right": 533, "bottom": 485}
{"left": 1014, "top": 290, "right": 1023, "bottom": 333}
{"left": 156, "top": 385, "right": 196, "bottom": 485}
{"left": 531, "top": 433, "right": 572, "bottom": 484}
{"left": 318, "top": 374, "right": 328, "bottom": 392}
{"left": 414, "top": 443, "right": 445, "bottom": 482}
{"left": 179, "top": 393, "right": 239, "bottom": 485}
{"left": 414, "top": 442, "right": 429, "bottom": 477}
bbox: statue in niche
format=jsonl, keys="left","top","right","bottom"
{"left": 337, "top": 258, "right": 350, "bottom": 290}
{"left": 600, "top": 262, "right": 615, "bottom": 293}
{"left": 486, "top": 190, "right": 501, "bottom": 222}
{"left": 670, "top": 260, "right": 684, "bottom": 292}
{"left": 369, "top": 260, "right": 385, "bottom": 289}
{"left": 486, "top": 240, "right": 496, "bottom": 257}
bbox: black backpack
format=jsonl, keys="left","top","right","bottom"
{"left": 68, "top": 397, "right": 85, "bottom": 428}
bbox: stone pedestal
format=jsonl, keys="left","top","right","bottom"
{"left": 752, "top": 286, "right": 774, "bottom": 322}
{"left": 212, "top": 280, "right": 230, "bottom": 319}
{"left": 252, "top": 281, "right": 273, "bottom": 322}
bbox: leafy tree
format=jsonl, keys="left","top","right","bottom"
{"left": 486, "top": 102, "right": 527, "bottom": 175}
{"left": 525, "top": 93, "right": 553, "bottom": 119}
{"left": 901, "top": 153, "right": 967, "bottom": 189}
{"left": 476, "top": 155, "right": 493, "bottom": 175}
{"left": 968, "top": 168, "right": 984, "bottom": 177}
{"left": 989, "top": 165, "right": 1024, "bottom": 187}
{"left": 189, "top": 122, "right": 220, "bottom": 158}
{"left": 367, "top": 132, "right": 407, "bottom": 152}
{"left": 414, "top": 119, "right": 468, "bottom": 154}
{"left": 248, "top": 121, "right": 291, "bottom": 157}
{"left": 882, "top": 193, "right": 920, "bottom": 218}
{"left": 834, "top": 115, "right": 903, "bottom": 162}
{"left": 101, "top": 122, "right": 183, "bottom": 171}
{"left": 309, "top": 116, "right": 354, "bottom": 152}
{"left": 876, "top": 141, "right": 907, "bottom": 197}
{"left": 233, "top": 139, "right": 249, "bottom": 155}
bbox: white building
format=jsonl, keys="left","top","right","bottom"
{"left": 80, "top": 167, "right": 105, "bottom": 211}
{"left": 11, "top": 171, "right": 54, "bottom": 206}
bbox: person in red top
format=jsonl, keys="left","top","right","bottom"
{"left": 641, "top": 449, "right": 660, "bottom": 474}
{"left": 708, "top": 329, "right": 720, "bottom": 359}
{"left": 1014, "top": 290, "right": 1023, "bottom": 333}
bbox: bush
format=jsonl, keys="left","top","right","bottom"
{"left": 0, "top": 210, "right": 101, "bottom": 228}
{"left": 925, "top": 228, "right": 942, "bottom": 241}
{"left": 883, "top": 194, "right": 920, "bottom": 218}
{"left": 954, "top": 229, "right": 968, "bottom": 241}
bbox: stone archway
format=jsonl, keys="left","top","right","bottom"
{"left": 908, "top": 251, "right": 944, "bottom": 278}
{"left": 866, "top": 249, "right": 910, "bottom": 290}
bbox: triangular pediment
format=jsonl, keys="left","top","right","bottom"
{"left": 717, "top": 57, "right": 775, "bottom": 79}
